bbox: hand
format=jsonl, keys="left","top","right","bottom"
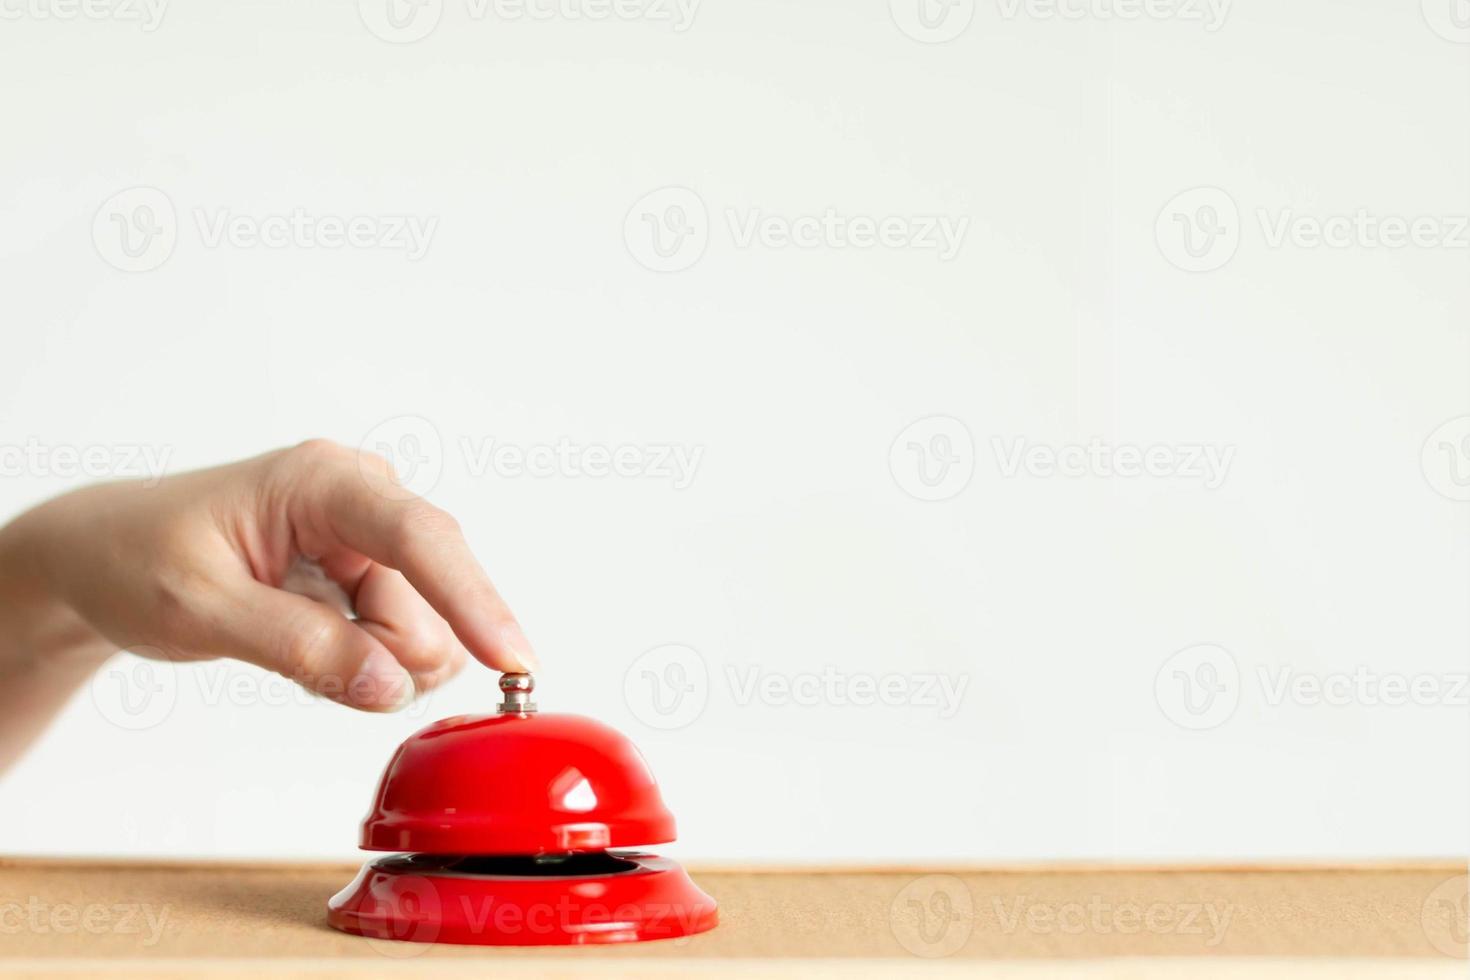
{"left": 0, "top": 440, "right": 536, "bottom": 765}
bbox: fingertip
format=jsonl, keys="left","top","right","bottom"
{"left": 465, "top": 620, "right": 538, "bottom": 673}
{"left": 497, "top": 621, "right": 539, "bottom": 672}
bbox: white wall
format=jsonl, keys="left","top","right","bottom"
{"left": 0, "top": 0, "right": 1466, "bottom": 863}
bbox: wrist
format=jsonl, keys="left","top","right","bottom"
{"left": 0, "top": 510, "right": 109, "bottom": 675}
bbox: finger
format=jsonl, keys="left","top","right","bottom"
{"left": 350, "top": 562, "right": 467, "bottom": 692}
{"left": 205, "top": 578, "right": 415, "bottom": 711}
{"left": 291, "top": 452, "right": 537, "bottom": 674}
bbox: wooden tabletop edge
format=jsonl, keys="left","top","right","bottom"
{"left": 1, "top": 855, "right": 1465, "bottom": 875}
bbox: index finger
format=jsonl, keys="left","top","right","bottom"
{"left": 284, "top": 443, "right": 537, "bottom": 674}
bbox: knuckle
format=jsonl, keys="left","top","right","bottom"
{"left": 286, "top": 438, "right": 348, "bottom": 468}
{"left": 394, "top": 502, "right": 461, "bottom": 545}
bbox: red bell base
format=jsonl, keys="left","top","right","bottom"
{"left": 327, "top": 852, "right": 718, "bottom": 946}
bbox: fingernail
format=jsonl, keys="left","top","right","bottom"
{"left": 498, "top": 622, "right": 539, "bottom": 672}
{"left": 350, "top": 646, "right": 415, "bottom": 711}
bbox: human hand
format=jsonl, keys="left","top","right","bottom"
{"left": 0, "top": 440, "right": 536, "bottom": 725}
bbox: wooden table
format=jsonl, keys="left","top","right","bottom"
{"left": 0, "top": 858, "right": 1465, "bottom": 977}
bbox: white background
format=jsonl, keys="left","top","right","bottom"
{"left": 0, "top": 0, "right": 1466, "bottom": 864}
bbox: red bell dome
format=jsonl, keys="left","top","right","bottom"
{"left": 360, "top": 710, "right": 677, "bottom": 855}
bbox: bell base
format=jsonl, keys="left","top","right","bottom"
{"left": 327, "top": 851, "right": 718, "bottom": 946}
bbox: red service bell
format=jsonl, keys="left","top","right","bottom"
{"left": 327, "top": 672, "right": 718, "bottom": 946}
